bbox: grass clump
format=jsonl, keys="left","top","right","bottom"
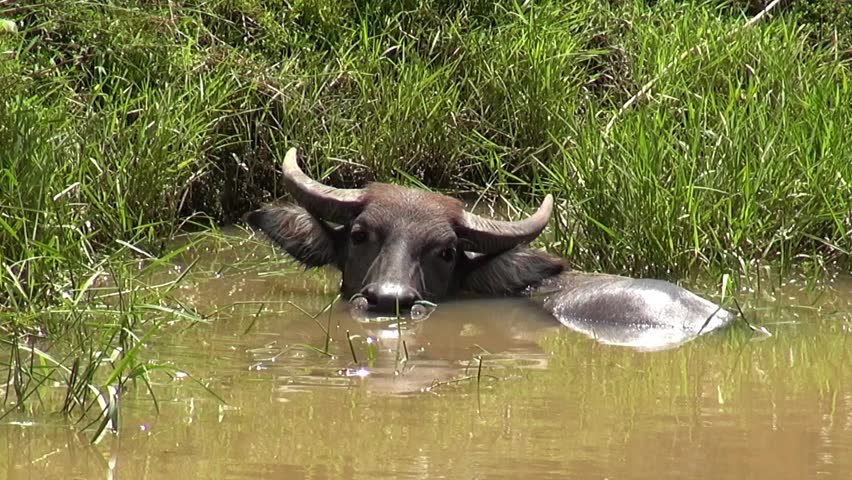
{"left": 1, "top": 237, "right": 212, "bottom": 442}
{"left": 544, "top": 2, "right": 852, "bottom": 276}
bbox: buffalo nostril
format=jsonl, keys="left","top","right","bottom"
{"left": 360, "top": 283, "right": 420, "bottom": 311}
{"left": 361, "top": 284, "right": 380, "bottom": 305}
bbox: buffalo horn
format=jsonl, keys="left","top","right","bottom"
{"left": 281, "top": 148, "right": 364, "bottom": 223}
{"left": 458, "top": 194, "right": 554, "bottom": 254}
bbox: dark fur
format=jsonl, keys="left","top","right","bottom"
{"left": 245, "top": 205, "right": 344, "bottom": 268}
{"left": 458, "top": 247, "right": 565, "bottom": 295}
{"left": 246, "top": 183, "right": 563, "bottom": 303}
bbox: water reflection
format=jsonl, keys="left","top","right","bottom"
{"left": 555, "top": 313, "right": 733, "bottom": 351}
{"left": 2, "top": 233, "right": 852, "bottom": 480}
{"left": 247, "top": 297, "right": 559, "bottom": 396}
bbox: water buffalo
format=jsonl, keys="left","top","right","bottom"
{"left": 246, "top": 148, "right": 734, "bottom": 347}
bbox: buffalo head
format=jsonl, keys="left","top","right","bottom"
{"left": 246, "top": 148, "right": 564, "bottom": 311}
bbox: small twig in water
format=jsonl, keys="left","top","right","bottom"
{"left": 425, "top": 374, "right": 499, "bottom": 392}
{"left": 476, "top": 356, "right": 484, "bottom": 415}
{"left": 346, "top": 330, "right": 359, "bottom": 364}
{"left": 323, "top": 298, "right": 335, "bottom": 355}
{"left": 242, "top": 303, "right": 265, "bottom": 335}
{"left": 734, "top": 298, "right": 771, "bottom": 336}
{"left": 696, "top": 305, "right": 723, "bottom": 336}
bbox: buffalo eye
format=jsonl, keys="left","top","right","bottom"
{"left": 350, "top": 227, "right": 368, "bottom": 245}
{"left": 439, "top": 246, "right": 456, "bottom": 263}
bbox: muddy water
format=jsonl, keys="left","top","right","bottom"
{"left": 2, "top": 235, "right": 852, "bottom": 479}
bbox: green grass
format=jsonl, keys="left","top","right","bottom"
{"left": 1, "top": 0, "right": 851, "bottom": 425}
{"left": 2, "top": 0, "right": 850, "bottom": 306}
{"left": 0, "top": 231, "right": 221, "bottom": 441}
{"left": 544, "top": 6, "right": 852, "bottom": 276}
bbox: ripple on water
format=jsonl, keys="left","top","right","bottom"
{"left": 4, "top": 232, "right": 851, "bottom": 480}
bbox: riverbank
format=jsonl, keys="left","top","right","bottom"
{"left": 2, "top": 0, "right": 850, "bottom": 319}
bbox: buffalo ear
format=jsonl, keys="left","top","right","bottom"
{"left": 244, "top": 204, "right": 344, "bottom": 268}
{"left": 459, "top": 246, "right": 564, "bottom": 295}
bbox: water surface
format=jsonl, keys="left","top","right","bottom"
{"left": 2, "top": 234, "right": 851, "bottom": 479}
